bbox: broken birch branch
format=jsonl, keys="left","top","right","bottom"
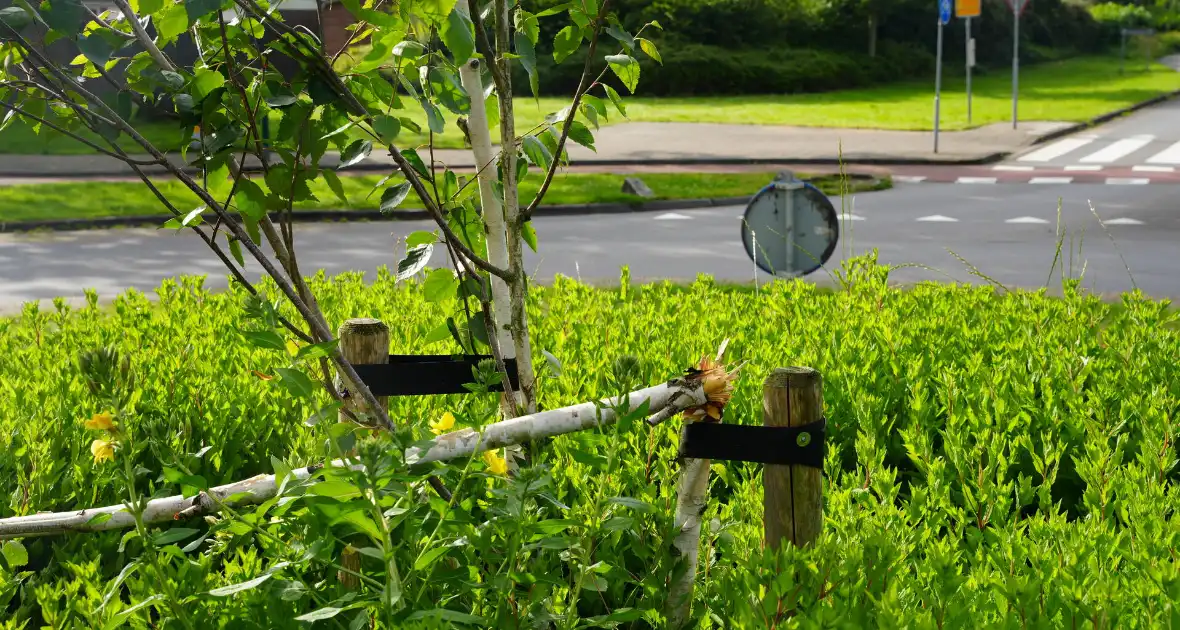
{"left": 0, "top": 378, "right": 709, "bottom": 540}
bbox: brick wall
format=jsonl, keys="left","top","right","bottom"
{"left": 321, "top": 2, "right": 363, "bottom": 57}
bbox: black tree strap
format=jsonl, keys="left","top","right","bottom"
{"left": 351, "top": 355, "right": 520, "bottom": 396}
{"left": 677, "top": 419, "right": 826, "bottom": 468}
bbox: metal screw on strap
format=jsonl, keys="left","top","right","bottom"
{"left": 796, "top": 431, "right": 811, "bottom": 447}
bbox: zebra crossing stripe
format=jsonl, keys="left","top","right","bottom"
{"left": 1145, "top": 140, "right": 1180, "bottom": 165}
{"left": 1018, "top": 136, "right": 1098, "bottom": 162}
{"left": 1029, "top": 177, "right": 1072, "bottom": 184}
{"left": 1105, "top": 177, "right": 1150, "bottom": 185}
{"left": 956, "top": 177, "right": 997, "bottom": 184}
{"left": 1065, "top": 165, "right": 1103, "bottom": 171}
{"left": 1132, "top": 165, "right": 1174, "bottom": 172}
{"left": 1079, "top": 135, "right": 1154, "bottom": 163}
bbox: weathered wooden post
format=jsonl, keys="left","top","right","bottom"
{"left": 763, "top": 367, "right": 824, "bottom": 550}
{"left": 335, "top": 318, "right": 389, "bottom": 590}
{"left": 336, "top": 318, "right": 390, "bottom": 428}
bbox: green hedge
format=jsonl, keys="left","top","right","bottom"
{"left": 514, "top": 41, "right": 936, "bottom": 97}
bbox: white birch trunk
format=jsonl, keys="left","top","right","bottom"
{"left": 0, "top": 379, "right": 706, "bottom": 540}
{"left": 454, "top": 0, "right": 515, "bottom": 386}
{"left": 666, "top": 452, "right": 712, "bottom": 628}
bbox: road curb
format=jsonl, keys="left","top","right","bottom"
{"left": 0, "top": 195, "right": 767, "bottom": 234}
{"left": 1029, "top": 88, "right": 1180, "bottom": 146}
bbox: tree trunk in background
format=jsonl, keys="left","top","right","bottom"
{"left": 868, "top": 12, "right": 878, "bottom": 58}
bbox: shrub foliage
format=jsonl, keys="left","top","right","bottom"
{"left": 1, "top": 256, "right": 1179, "bottom": 626}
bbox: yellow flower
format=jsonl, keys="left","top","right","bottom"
{"left": 429, "top": 412, "right": 456, "bottom": 435}
{"left": 90, "top": 439, "right": 116, "bottom": 464}
{"left": 482, "top": 450, "right": 508, "bottom": 476}
{"left": 84, "top": 412, "right": 116, "bottom": 432}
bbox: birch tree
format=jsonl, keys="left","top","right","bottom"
{"left": 0, "top": 0, "right": 660, "bottom": 423}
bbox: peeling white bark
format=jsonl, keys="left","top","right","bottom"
{"left": 0, "top": 379, "right": 706, "bottom": 540}
{"left": 666, "top": 452, "right": 712, "bottom": 628}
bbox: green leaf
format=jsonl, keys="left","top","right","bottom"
{"left": 296, "top": 607, "right": 344, "bottom": 622}
{"left": 209, "top": 573, "right": 274, "bottom": 597}
{"left": 605, "top": 24, "right": 635, "bottom": 51}
{"left": 421, "top": 99, "right": 445, "bottom": 134}
{"left": 441, "top": 7, "right": 475, "bottom": 65}
{"left": 373, "top": 115, "right": 401, "bottom": 143}
{"left": 603, "top": 84, "right": 627, "bottom": 117}
{"left": 423, "top": 268, "right": 458, "bottom": 302}
{"left": 0, "top": 7, "right": 32, "bottom": 39}
{"left": 152, "top": 527, "right": 199, "bottom": 546}
{"left": 514, "top": 31, "right": 539, "bottom": 97}
{"left": 185, "top": 0, "right": 224, "bottom": 24}
{"left": 413, "top": 545, "right": 450, "bottom": 571}
{"left": 402, "top": 148, "right": 431, "bottom": 180}
{"left": 608, "top": 496, "right": 654, "bottom": 513}
{"left": 43, "top": 0, "right": 85, "bottom": 35}
{"left": 522, "top": 221, "right": 538, "bottom": 252}
{"left": 406, "top": 609, "right": 487, "bottom": 625}
{"left": 87, "top": 512, "right": 114, "bottom": 526}
{"left": 397, "top": 243, "right": 434, "bottom": 281}
{"left": 637, "top": 37, "right": 662, "bottom": 64}
{"left": 228, "top": 238, "right": 246, "bottom": 267}
{"left": 274, "top": 367, "right": 315, "bottom": 398}
{"left": 337, "top": 139, "right": 373, "bottom": 170}
{"left": 518, "top": 10, "right": 540, "bottom": 44}
{"left": 605, "top": 55, "right": 640, "bottom": 94}
{"left": 322, "top": 170, "right": 348, "bottom": 205}
{"left": 425, "top": 322, "right": 452, "bottom": 344}
{"left": 78, "top": 32, "right": 115, "bottom": 66}
{"left": 406, "top": 230, "right": 437, "bottom": 247}
{"left": 294, "top": 339, "right": 340, "bottom": 362}
{"left": 240, "top": 330, "right": 286, "bottom": 351}
{"left": 2, "top": 541, "right": 28, "bottom": 568}
{"left": 552, "top": 26, "right": 581, "bottom": 64}
{"left": 379, "top": 182, "right": 412, "bottom": 214}
{"left": 566, "top": 120, "right": 595, "bottom": 152}
{"left": 154, "top": 2, "right": 188, "bottom": 43}
{"left": 521, "top": 135, "right": 553, "bottom": 170}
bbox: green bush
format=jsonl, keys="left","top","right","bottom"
{"left": 1088, "top": 1, "right": 1155, "bottom": 28}
{"left": 2, "top": 255, "right": 1180, "bottom": 626}
{"left": 517, "top": 41, "right": 936, "bottom": 97}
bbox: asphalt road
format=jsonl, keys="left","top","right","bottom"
{"left": 1, "top": 179, "right": 1176, "bottom": 311}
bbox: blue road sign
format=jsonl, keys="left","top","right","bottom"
{"left": 939, "top": 0, "right": 952, "bottom": 24}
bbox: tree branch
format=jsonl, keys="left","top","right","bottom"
{"left": 522, "top": 1, "right": 609, "bottom": 223}
{"left": 0, "top": 377, "right": 712, "bottom": 539}
{"left": 0, "top": 102, "right": 164, "bottom": 165}
{"left": 110, "top": 0, "right": 177, "bottom": 72}
{"left": 387, "top": 146, "right": 514, "bottom": 281}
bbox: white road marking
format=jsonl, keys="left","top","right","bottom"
{"left": 993, "top": 165, "right": 1035, "bottom": 171}
{"left": 654, "top": 212, "right": 692, "bottom": 220}
{"left": 1029, "top": 177, "right": 1073, "bottom": 184}
{"left": 956, "top": 177, "right": 997, "bottom": 184}
{"left": 916, "top": 215, "right": 958, "bottom": 222}
{"left": 840, "top": 213, "right": 866, "bottom": 221}
{"left": 1018, "top": 136, "right": 1098, "bottom": 162}
{"left": 1079, "top": 135, "right": 1154, "bottom": 163}
{"left": 1145, "top": 140, "right": 1180, "bottom": 164}
{"left": 1065, "top": 165, "right": 1103, "bottom": 171}
{"left": 895, "top": 175, "right": 927, "bottom": 183}
{"left": 1104, "top": 217, "right": 1145, "bottom": 225}
{"left": 1006, "top": 216, "right": 1050, "bottom": 224}
{"left": 1133, "top": 165, "right": 1175, "bottom": 172}
{"left": 1105, "top": 177, "right": 1150, "bottom": 185}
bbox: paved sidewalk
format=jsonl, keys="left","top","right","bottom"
{"left": 0, "top": 119, "right": 1079, "bottom": 179}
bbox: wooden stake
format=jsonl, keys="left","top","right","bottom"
{"left": 336, "top": 318, "right": 390, "bottom": 426}
{"left": 763, "top": 367, "right": 824, "bottom": 550}
{"left": 335, "top": 318, "right": 389, "bottom": 590}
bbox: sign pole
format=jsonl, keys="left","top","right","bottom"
{"left": 1012, "top": 2, "right": 1020, "bottom": 129}
{"left": 934, "top": 17, "right": 943, "bottom": 153}
{"left": 966, "top": 16, "right": 973, "bottom": 126}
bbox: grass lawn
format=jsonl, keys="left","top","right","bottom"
{"left": 0, "top": 171, "right": 885, "bottom": 223}
{"left": 3, "top": 55, "right": 1172, "bottom": 155}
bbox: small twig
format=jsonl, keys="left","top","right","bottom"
{"left": 110, "top": 0, "right": 177, "bottom": 72}
{"left": 0, "top": 102, "right": 164, "bottom": 164}
{"left": 521, "top": 0, "right": 609, "bottom": 223}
